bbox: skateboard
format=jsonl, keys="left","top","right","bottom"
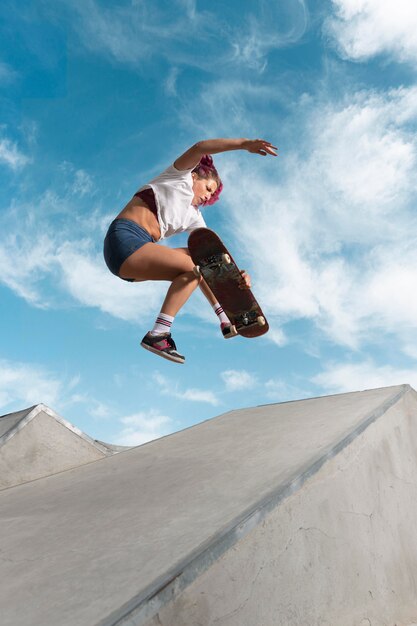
{"left": 188, "top": 228, "right": 269, "bottom": 338}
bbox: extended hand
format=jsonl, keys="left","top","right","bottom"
{"left": 243, "top": 139, "right": 278, "bottom": 157}
{"left": 239, "top": 270, "right": 251, "bottom": 289}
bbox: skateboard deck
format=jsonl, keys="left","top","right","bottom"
{"left": 188, "top": 228, "right": 269, "bottom": 338}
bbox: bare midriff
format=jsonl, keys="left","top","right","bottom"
{"left": 116, "top": 196, "right": 161, "bottom": 241}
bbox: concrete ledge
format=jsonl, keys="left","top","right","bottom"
{"left": 0, "top": 404, "right": 129, "bottom": 489}
{"left": 0, "top": 385, "right": 415, "bottom": 626}
{"left": 104, "top": 384, "right": 411, "bottom": 626}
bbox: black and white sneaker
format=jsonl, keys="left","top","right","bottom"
{"left": 140, "top": 332, "right": 185, "bottom": 364}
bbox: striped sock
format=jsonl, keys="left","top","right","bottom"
{"left": 212, "top": 303, "right": 230, "bottom": 325}
{"left": 150, "top": 312, "right": 174, "bottom": 336}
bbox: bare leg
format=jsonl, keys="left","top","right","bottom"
{"left": 119, "top": 244, "right": 226, "bottom": 321}
{"left": 119, "top": 243, "right": 201, "bottom": 317}
{"left": 167, "top": 249, "right": 248, "bottom": 339}
{"left": 163, "top": 247, "right": 219, "bottom": 307}
{"left": 159, "top": 272, "right": 200, "bottom": 317}
{"left": 168, "top": 250, "right": 235, "bottom": 335}
{"left": 199, "top": 276, "right": 218, "bottom": 306}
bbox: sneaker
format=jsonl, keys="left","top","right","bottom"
{"left": 140, "top": 332, "right": 185, "bottom": 364}
{"left": 221, "top": 322, "right": 238, "bottom": 339}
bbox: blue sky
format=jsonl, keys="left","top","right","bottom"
{"left": 1, "top": 0, "right": 417, "bottom": 445}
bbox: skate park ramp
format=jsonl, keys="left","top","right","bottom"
{"left": 0, "top": 403, "right": 127, "bottom": 490}
{"left": 1, "top": 385, "right": 417, "bottom": 626}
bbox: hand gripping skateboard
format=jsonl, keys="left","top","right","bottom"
{"left": 188, "top": 228, "right": 269, "bottom": 338}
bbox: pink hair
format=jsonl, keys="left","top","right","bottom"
{"left": 192, "top": 154, "right": 223, "bottom": 206}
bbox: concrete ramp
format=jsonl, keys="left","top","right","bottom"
{"left": 1, "top": 385, "right": 417, "bottom": 625}
{"left": 0, "top": 404, "right": 126, "bottom": 489}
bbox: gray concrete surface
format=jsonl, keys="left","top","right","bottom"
{"left": 144, "top": 385, "right": 417, "bottom": 626}
{"left": 0, "top": 404, "right": 127, "bottom": 489}
{"left": 0, "top": 385, "right": 416, "bottom": 626}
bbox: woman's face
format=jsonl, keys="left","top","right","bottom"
{"left": 191, "top": 174, "right": 218, "bottom": 206}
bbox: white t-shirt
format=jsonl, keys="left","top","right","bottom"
{"left": 137, "top": 164, "right": 206, "bottom": 240}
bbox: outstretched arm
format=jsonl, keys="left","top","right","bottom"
{"left": 174, "top": 138, "right": 278, "bottom": 171}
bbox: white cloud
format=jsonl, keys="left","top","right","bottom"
{"left": 88, "top": 401, "right": 113, "bottom": 420}
{"left": 0, "top": 233, "right": 56, "bottom": 306}
{"left": 65, "top": 0, "right": 214, "bottom": 66}
{"left": 364, "top": 252, "right": 417, "bottom": 328}
{"left": 265, "top": 378, "right": 309, "bottom": 402}
{"left": 215, "top": 85, "right": 417, "bottom": 349}
{"left": 231, "top": 35, "right": 268, "bottom": 74}
{"left": 402, "top": 344, "right": 417, "bottom": 361}
{"left": 115, "top": 409, "right": 174, "bottom": 445}
{"left": 179, "top": 388, "right": 219, "bottom": 404}
{"left": 0, "top": 137, "right": 30, "bottom": 170}
{"left": 179, "top": 79, "right": 290, "bottom": 140}
{"left": 58, "top": 161, "right": 95, "bottom": 196}
{"left": 56, "top": 242, "right": 166, "bottom": 322}
{"left": 0, "top": 359, "right": 70, "bottom": 412}
{"left": 312, "top": 360, "right": 416, "bottom": 394}
{"left": 70, "top": 0, "right": 151, "bottom": 64}
{"left": 0, "top": 188, "right": 167, "bottom": 321}
{"left": 59, "top": 0, "right": 308, "bottom": 73}
{"left": 326, "top": 0, "right": 417, "bottom": 64}
{"left": 153, "top": 372, "right": 219, "bottom": 405}
{"left": 221, "top": 369, "right": 257, "bottom": 392}
{"left": 230, "top": 0, "right": 309, "bottom": 72}
{"left": 164, "top": 67, "right": 180, "bottom": 97}
{"left": 309, "top": 89, "right": 417, "bottom": 209}
{"left": 3, "top": 67, "right": 417, "bottom": 359}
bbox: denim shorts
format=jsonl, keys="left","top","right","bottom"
{"left": 103, "top": 218, "right": 155, "bottom": 282}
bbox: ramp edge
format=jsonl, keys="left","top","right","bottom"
{"left": 97, "top": 384, "right": 411, "bottom": 626}
{"left": 0, "top": 404, "right": 112, "bottom": 456}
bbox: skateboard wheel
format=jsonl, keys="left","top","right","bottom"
{"left": 257, "top": 316, "right": 266, "bottom": 326}
{"left": 193, "top": 265, "right": 201, "bottom": 278}
{"left": 221, "top": 253, "right": 231, "bottom": 265}
{"left": 230, "top": 324, "right": 237, "bottom": 336}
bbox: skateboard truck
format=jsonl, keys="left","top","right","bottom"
{"left": 235, "top": 311, "right": 266, "bottom": 329}
{"left": 193, "top": 253, "right": 231, "bottom": 278}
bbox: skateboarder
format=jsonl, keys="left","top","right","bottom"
{"left": 103, "top": 137, "right": 278, "bottom": 363}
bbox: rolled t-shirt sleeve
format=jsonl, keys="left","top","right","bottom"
{"left": 159, "top": 164, "right": 195, "bottom": 181}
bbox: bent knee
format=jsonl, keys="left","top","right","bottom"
{"left": 176, "top": 246, "right": 191, "bottom": 254}
{"left": 176, "top": 267, "right": 201, "bottom": 283}
{"left": 177, "top": 252, "right": 195, "bottom": 273}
